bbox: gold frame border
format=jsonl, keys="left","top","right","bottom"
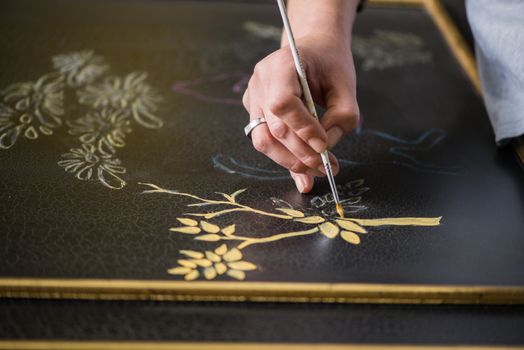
{"left": 1, "top": 0, "right": 522, "bottom": 305}
{"left": 0, "top": 342, "right": 522, "bottom": 350}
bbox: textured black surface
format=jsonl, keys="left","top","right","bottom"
{"left": 0, "top": 0, "right": 523, "bottom": 287}
{"left": 1, "top": 298, "right": 524, "bottom": 344}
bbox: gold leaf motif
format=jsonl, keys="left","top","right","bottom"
{"left": 227, "top": 269, "right": 246, "bottom": 280}
{"left": 167, "top": 267, "right": 191, "bottom": 275}
{"left": 221, "top": 224, "right": 236, "bottom": 236}
{"left": 169, "top": 226, "right": 201, "bottom": 234}
{"left": 214, "top": 244, "right": 228, "bottom": 255}
{"left": 193, "top": 259, "right": 213, "bottom": 267}
{"left": 336, "top": 220, "right": 367, "bottom": 234}
{"left": 180, "top": 250, "right": 204, "bottom": 259}
{"left": 228, "top": 261, "right": 257, "bottom": 271}
{"left": 196, "top": 234, "right": 221, "bottom": 242}
{"left": 185, "top": 270, "right": 199, "bottom": 281}
{"left": 176, "top": 218, "right": 198, "bottom": 226}
{"left": 230, "top": 188, "right": 246, "bottom": 200}
{"left": 177, "top": 259, "right": 197, "bottom": 268}
{"left": 319, "top": 222, "right": 340, "bottom": 239}
{"left": 295, "top": 216, "right": 325, "bottom": 224}
{"left": 223, "top": 248, "right": 242, "bottom": 262}
{"left": 341, "top": 231, "right": 361, "bottom": 245}
{"left": 200, "top": 221, "right": 220, "bottom": 233}
{"left": 215, "top": 262, "right": 227, "bottom": 275}
{"left": 204, "top": 266, "right": 217, "bottom": 280}
{"left": 276, "top": 208, "right": 305, "bottom": 218}
{"left": 205, "top": 251, "right": 221, "bottom": 263}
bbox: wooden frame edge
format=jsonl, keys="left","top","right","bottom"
{"left": 1, "top": 279, "right": 524, "bottom": 304}
{"left": 0, "top": 341, "right": 522, "bottom": 350}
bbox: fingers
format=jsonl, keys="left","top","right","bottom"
{"left": 264, "top": 112, "right": 325, "bottom": 174}
{"left": 320, "top": 61, "right": 360, "bottom": 149}
{"left": 290, "top": 171, "right": 314, "bottom": 194}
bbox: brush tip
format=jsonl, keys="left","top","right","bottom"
{"left": 336, "top": 203, "right": 344, "bottom": 218}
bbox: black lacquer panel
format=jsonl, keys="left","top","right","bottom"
{"left": 0, "top": 0, "right": 523, "bottom": 289}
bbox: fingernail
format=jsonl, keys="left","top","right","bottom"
{"left": 306, "top": 169, "right": 324, "bottom": 177}
{"left": 317, "top": 165, "right": 326, "bottom": 175}
{"left": 308, "top": 137, "right": 327, "bottom": 153}
{"left": 327, "top": 126, "right": 343, "bottom": 150}
{"left": 294, "top": 176, "right": 306, "bottom": 193}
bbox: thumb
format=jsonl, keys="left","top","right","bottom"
{"left": 320, "top": 82, "right": 359, "bottom": 150}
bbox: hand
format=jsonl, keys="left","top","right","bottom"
{"left": 243, "top": 34, "right": 359, "bottom": 193}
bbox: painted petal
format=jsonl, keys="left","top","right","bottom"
{"left": 180, "top": 250, "right": 204, "bottom": 259}
{"left": 0, "top": 126, "right": 21, "bottom": 149}
{"left": 76, "top": 165, "right": 94, "bottom": 180}
{"left": 39, "top": 126, "right": 53, "bottom": 136}
{"left": 294, "top": 216, "right": 325, "bottom": 224}
{"left": 193, "top": 259, "right": 212, "bottom": 267}
{"left": 227, "top": 261, "right": 257, "bottom": 271}
{"left": 177, "top": 260, "right": 197, "bottom": 268}
{"left": 169, "top": 226, "right": 201, "bottom": 234}
{"left": 205, "top": 251, "right": 221, "bottom": 263}
{"left": 184, "top": 270, "right": 200, "bottom": 281}
{"left": 177, "top": 218, "right": 198, "bottom": 226}
{"left": 97, "top": 166, "right": 126, "bottom": 189}
{"left": 97, "top": 138, "right": 115, "bottom": 155}
{"left": 223, "top": 248, "right": 242, "bottom": 262}
{"left": 276, "top": 208, "right": 305, "bottom": 218}
{"left": 336, "top": 220, "right": 367, "bottom": 234}
{"left": 227, "top": 269, "right": 246, "bottom": 280}
{"left": 214, "top": 262, "right": 227, "bottom": 275}
{"left": 340, "top": 231, "right": 361, "bottom": 245}
{"left": 214, "top": 244, "right": 228, "bottom": 255}
{"left": 221, "top": 224, "right": 235, "bottom": 236}
{"left": 200, "top": 221, "right": 220, "bottom": 233}
{"left": 132, "top": 104, "right": 163, "bottom": 129}
{"left": 23, "top": 126, "right": 38, "bottom": 140}
{"left": 167, "top": 267, "right": 191, "bottom": 275}
{"left": 319, "top": 222, "right": 340, "bottom": 239}
{"left": 195, "top": 234, "right": 221, "bottom": 242}
{"left": 204, "top": 266, "right": 217, "bottom": 280}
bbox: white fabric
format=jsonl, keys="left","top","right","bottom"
{"left": 466, "top": 0, "right": 524, "bottom": 144}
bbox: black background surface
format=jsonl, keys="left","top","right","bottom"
{"left": 0, "top": 0, "right": 523, "bottom": 286}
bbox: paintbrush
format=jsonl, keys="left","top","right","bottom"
{"left": 276, "top": 0, "right": 344, "bottom": 218}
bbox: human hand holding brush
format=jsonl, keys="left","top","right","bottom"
{"left": 243, "top": 0, "right": 361, "bottom": 194}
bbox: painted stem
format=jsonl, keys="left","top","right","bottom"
{"left": 231, "top": 227, "right": 319, "bottom": 249}
{"left": 347, "top": 216, "right": 442, "bottom": 227}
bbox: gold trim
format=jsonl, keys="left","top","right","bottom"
{"left": 1, "top": 0, "right": 521, "bottom": 305}
{"left": 0, "top": 342, "right": 522, "bottom": 350}
{"left": 1, "top": 278, "right": 524, "bottom": 304}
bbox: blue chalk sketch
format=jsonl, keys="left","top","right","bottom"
{"left": 213, "top": 127, "right": 465, "bottom": 180}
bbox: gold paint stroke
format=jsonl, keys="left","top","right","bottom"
{"left": 1, "top": 278, "right": 524, "bottom": 304}
{"left": 0, "top": 341, "right": 522, "bottom": 350}
{"left": 142, "top": 183, "right": 442, "bottom": 281}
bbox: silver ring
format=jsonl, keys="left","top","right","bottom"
{"left": 244, "top": 117, "right": 267, "bottom": 139}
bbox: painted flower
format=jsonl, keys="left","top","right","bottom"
{"left": 52, "top": 50, "right": 108, "bottom": 87}
{"left": 57, "top": 143, "right": 126, "bottom": 189}
{"left": 67, "top": 108, "right": 131, "bottom": 154}
{"left": 309, "top": 179, "right": 370, "bottom": 216}
{"left": 0, "top": 74, "right": 64, "bottom": 149}
{"left": 353, "top": 30, "right": 432, "bottom": 71}
{"left": 168, "top": 244, "right": 257, "bottom": 281}
{"left": 276, "top": 208, "right": 367, "bottom": 245}
{"left": 77, "top": 72, "right": 163, "bottom": 129}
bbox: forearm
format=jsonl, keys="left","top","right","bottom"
{"left": 281, "top": 0, "right": 359, "bottom": 49}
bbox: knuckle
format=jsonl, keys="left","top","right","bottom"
{"left": 289, "top": 160, "right": 307, "bottom": 173}
{"left": 242, "top": 91, "right": 249, "bottom": 110}
{"left": 268, "top": 96, "right": 291, "bottom": 116}
{"left": 339, "top": 105, "right": 360, "bottom": 129}
{"left": 252, "top": 132, "right": 271, "bottom": 153}
{"left": 296, "top": 124, "right": 322, "bottom": 141}
{"left": 253, "top": 61, "right": 266, "bottom": 75}
{"left": 269, "top": 120, "right": 288, "bottom": 139}
{"left": 301, "top": 153, "right": 321, "bottom": 168}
